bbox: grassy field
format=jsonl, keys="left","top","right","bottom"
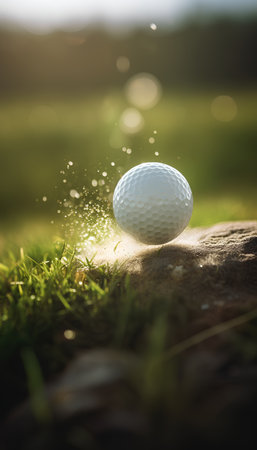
{"left": 0, "top": 89, "right": 257, "bottom": 446}
{"left": 0, "top": 89, "right": 257, "bottom": 226}
{"left": 1, "top": 229, "right": 257, "bottom": 440}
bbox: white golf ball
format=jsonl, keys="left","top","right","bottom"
{"left": 113, "top": 162, "right": 193, "bottom": 245}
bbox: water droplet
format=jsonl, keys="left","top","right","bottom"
{"left": 126, "top": 148, "right": 132, "bottom": 154}
{"left": 63, "top": 179, "right": 67, "bottom": 183}
{"left": 91, "top": 179, "right": 98, "bottom": 187}
{"left": 68, "top": 161, "right": 73, "bottom": 166}
{"left": 154, "top": 151, "right": 159, "bottom": 156}
{"left": 42, "top": 196, "right": 47, "bottom": 202}
{"left": 150, "top": 23, "right": 157, "bottom": 31}
{"left": 70, "top": 189, "right": 80, "bottom": 199}
{"left": 111, "top": 162, "right": 115, "bottom": 166}
{"left": 102, "top": 171, "right": 107, "bottom": 177}
{"left": 149, "top": 137, "right": 155, "bottom": 144}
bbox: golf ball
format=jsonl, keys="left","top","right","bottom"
{"left": 113, "top": 162, "right": 193, "bottom": 245}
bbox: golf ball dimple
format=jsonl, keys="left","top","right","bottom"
{"left": 113, "top": 162, "right": 193, "bottom": 245}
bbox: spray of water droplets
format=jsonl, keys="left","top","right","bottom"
{"left": 56, "top": 161, "right": 120, "bottom": 257}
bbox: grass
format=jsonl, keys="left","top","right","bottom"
{"left": 0, "top": 235, "right": 186, "bottom": 423}
{"left": 0, "top": 236, "right": 152, "bottom": 406}
{"left": 1, "top": 231, "right": 257, "bottom": 425}
{"left": 1, "top": 89, "right": 257, "bottom": 445}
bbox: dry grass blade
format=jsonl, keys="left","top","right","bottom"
{"left": 161, "top": 307, "right": 257, "bottom": 362}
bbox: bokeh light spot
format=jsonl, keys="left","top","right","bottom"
{"left": 119, "top": 107, "right": 144, "bottom": 134}
{"left": 125, "top": 73, "right": 162, "bottom": 110}
{"left": 64, "top": 329, "right": 76, "bottom": 340}
{"left": 116, "top": 56, "right": 130, "bottom": 73}
{"left": 109, "top": 128, "right": 124, "bottom": 149}
{"left": 211, "top": 95, "right": 237, "bottom": 122}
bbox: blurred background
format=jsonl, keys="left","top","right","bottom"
{"left": 0, "top": 0, "right": 257, "bottom": 237}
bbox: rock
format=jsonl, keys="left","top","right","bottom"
{"left": 112, "top": 221, "right": 257, "bottom": 311}
{"left": 2, "top": 350, "right": 146, "bottom": 450}
{"left": 94, "top": 220, "right": 257, "bottom": 351}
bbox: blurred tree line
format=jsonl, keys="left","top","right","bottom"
{"left": 0, "top": 17, "right": 257, "bottom": 95}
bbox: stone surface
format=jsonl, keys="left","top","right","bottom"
{"left": 110, "top": 221, "right": 257, "bottom": 312}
